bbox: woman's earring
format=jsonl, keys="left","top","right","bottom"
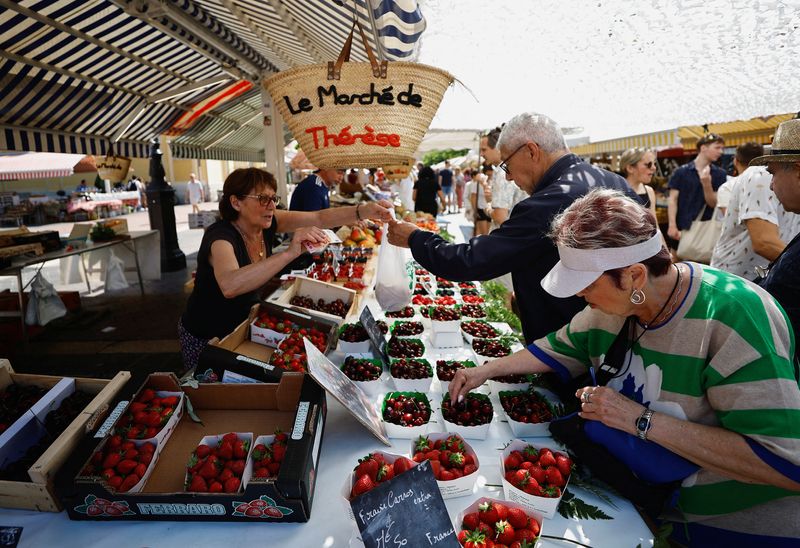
{"left": 630, "top": 288, "right": 646, "bottom": 305}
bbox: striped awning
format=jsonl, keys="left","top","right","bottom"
{"left": 0, "top": 151, "right": 86, "bottom": 180}
{"left": 571, "top": 129, "right": 680, "bottom": 157}
{"left": 679, "top": 113, "right": 794, "bottom": 150}
{"left": 0, "top": 0, "right": 426, "bottom": 160}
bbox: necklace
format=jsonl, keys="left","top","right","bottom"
{"left": 232, "top": 222, "right": 265, "bottom": 260}
{"left": 641, "top": 263, "right": 682, "bottom": 329}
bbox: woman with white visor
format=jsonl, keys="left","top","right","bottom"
{"left": 449, "top": 189, "right": 800, "bottom": 545}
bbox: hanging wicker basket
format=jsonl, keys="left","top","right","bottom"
{"left": 264, "top": 23, "right": 453, "bottom": 169}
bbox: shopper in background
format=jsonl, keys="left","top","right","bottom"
{"left": 619, "top": 147, "right": 658, "bottom": 221}
{"left": 438, "top": 160, "right": 455, "bottom": 213}
{"left": 480, "top": 126, "right": 527, "bottom": 228}
{"left": 454, "top": 167, "right": 466, "bottom": 210}
{"left": 388, "top": 111, "right": 636, "bottom": 343}
{"left": 186, "top": 173, "right": 205, "bottom": 214}
{"left": 413, "top": 165, "right": 445, "bottom": 217}
{"left": 667, "top": 134, "right": 727, "bottom": 246}
{"left": 711, "top": 142, "right": 800, "bottom": 280}
{"left": 339, "top": 168, "right": 363, "bottom": 196}
{"left": 471, "top": 170, "right": 492, "bottom": 236}
{"left": 751, "top": 118, "right": 800, "bottom": 363}
{"left": 289, "top": 168, "right": 344, "bottom": 212}
{"left": 450, "top": 189, "right": 800, "bottom": 546}
{"left": 180, "top": 168, "right": 393, "bottom": 371}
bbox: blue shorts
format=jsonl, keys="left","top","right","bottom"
{"left": 441, "top": 185, "right": 454, "bottom": 196}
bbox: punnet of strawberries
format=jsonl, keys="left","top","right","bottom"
{"left": 504, "top": 445, "right": 573, "bottom": 499}
{"left": 462, "top": 320, "right": 499, "bottom": 339}
{"left": 252, "top": 312, "right": 297, "bottom": 333}
{"left": 412, "top": 434, "right": 478, "bottom": 481}
{"left": 185, "top": 432, "right": 251, "bottom": 493}
{"left": 113, "top": 388, "right": 180, "bottom": 441}
{"left": 385, "top": 306, "right": 415, "bottom": 318}
{"left": 500, "top": 391, "right": 555, "bottom": 424}
{"left": 460, "top": 304, "right": 486, "bottom": 318}
{"left": 349, "top": 452, "right": 416, "bottom": 499}
{"left": 461, "top": 295, "right": 485, "bottom": 304}
{"left": 415, "top": 268, "right": 430, "bottom": 276}
{"left": 387, "top": 337, "right": 424, "bottom": 358}
{"left": 441, "top": 393, "right": 493, "bottom": 427}
{"left": 82, "top": 437, "right": 156, "bottom": 493}
{"left": 251, "top": 429, "right": 288, "bottom": 479}
{"left": 412, "top": 294, "right": 433, "bottom": 306}
{"left": 436, "top": 360, "right": 476, "bottom": 382}
{"left": 382, "top": 392, "right": 431, "bottom": 427}
{"left": 458, "top": 499, "right": 541, "bottom": 547}
{"left": 434, "top": 296, "right": 457, "bottom": 306}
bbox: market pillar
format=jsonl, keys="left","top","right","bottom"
{"left": 146, "top": 138, "right": 186, "bottom": 272}
{"left": 261, "top": 83, "right": 288, "bottom": 201}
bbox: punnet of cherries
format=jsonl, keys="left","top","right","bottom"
{"left": 385, "top": 306, "right": 415, "bottom": 318}
{"left": 473, "top": 338, "right": 511, "bottom": 358}
{"left": 341, "top": 356, "right": 382, "bottom": 382}
{"left": 500, "top": 391, "right": 555, "bottom": 424}
{"left": 382, "top": 393, "right": 431, "bottom": 427}
{"left": 391, "top": 321, "right": 424, "bottom": 337}
{"left": 436, "top": 360, "right": 476, "bottom": 382}
{"left": 441, "top": 393, "right": 493, "bottom": 427}
{"left": 289, "top": 295, "right": 349, "bottom": 318}
{"left": 387, "top": 337, "right": 424, "bottom": 358}
{"left": 460, "top": 304, "right": 486, "bottom": 318}
{"left": 339, "top": 323, "right": 369, "bottom": 343}
{"left": 462, "top": 320, "right": 500, "bottom": 339}
{"left": 390, "top": 358, "right": 432, "bottom": 380}
{"left": 430, "top": 306, "right": 460, "bottom": 321}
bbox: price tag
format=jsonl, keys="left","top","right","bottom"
{"left": 349, "top": 460, "right": 459, "bottom": 548}
{"left": 360, "top": 305, "right": 388, "bottom": 363}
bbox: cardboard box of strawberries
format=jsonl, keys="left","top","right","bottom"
{"left": 61, "top": 372, "right": 326, "bottom": 522}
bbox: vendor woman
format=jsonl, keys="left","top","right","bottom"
{"left": 450, "top": 189, "right": 800, "bottom": 545}
{"left": 180, "top": 167, "right": 393, "bottom": 370}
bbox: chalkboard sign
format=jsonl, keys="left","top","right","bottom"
{"left": 350, "top": 460, "right": 459, "bottom": 548}
{"left": 304, "top": 339, "right": 390, "bottom": 446}
{"left": 360, "top": 305, "right": 388, "bottom": 363}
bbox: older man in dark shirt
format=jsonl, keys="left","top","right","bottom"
{"left": 388, "top": 112, "right": 637, "bottom": 343}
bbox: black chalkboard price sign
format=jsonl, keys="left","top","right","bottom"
{"left": 349, "top": 459, "right": 459, "bottom": 548}
{"left": 360, "top": 305, "right": 388, "bottom": 363}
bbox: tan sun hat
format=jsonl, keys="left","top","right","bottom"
{"left": 750, "top": 118, "right": 800, "bottom": 166}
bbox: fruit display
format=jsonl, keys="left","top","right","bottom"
{"left": 415, "top": 268, "right": 430, "bottom": 276}
{"left": 82, "top": 438, "right": 157, "bottom": 493}
{"left": 460, "top": 288, "right": 480, "bottom": 296}
{"left": 503, "top": 444, "right": 572, "bottom": 499}
{"left": 252, "top": 312, "right": 297, "bottom": 334}
{"left": 341, "top": 356, "right": 383, "bottom": 382}
{"left": 436, "top": 279, "right": 454, "bottom": 289}
{"left": 390, "top": 320, "right": 424, "bottom": 337}
{"left": 458, "top": 282, "right": 476, "bottom": 289}
{"left": 341, "top": 247, "right": 373, "bottom": 263}
{"left": 382, "top": 392, "right": 431, "bottom": 427}
{"left": 387, "top": 337, "right": 424, "bottom": 358}
{"left": 270, "top": 328, "right": 329, "bottom": 372}
{"left": 185, "top": 433, "right": 251, "bottom": 494}
{"left": 491, "top": 374, "right": 531, "bottom": 385}
{"left": 441, "top": 393, "right": 493, "bottom": 427}
{"left": 341, "top": 225, "right": 381, "bottom": 248}
{"left": 457, "top": 499, "right": 541, "bottom": 548}
{"left": 420, "top": 306, "right": 431, "bottom": 318}
{"left": 411, "top": 294, "right": 433, "bottom": 306}
{"left": 251, "top": 430, "right": 288, "bottom": 479}
{"left": 412, "top": 434, "right": 478, "bottom": 481}
{"left": 0, "top": 384, "right": 49, "bottom": 434}
{"left": 434, "top": 296, "right": 457, "bottom": 306}
{"left": 390, "top": 358, "right": 432, "bottom": 380}
{"left": 113, "top": 389, "right": 181, "bottom": 441}
{"left": 430, "top": 306, "right": 460, "bottom": 321}
{"left": 435, "top": 360, "right": 477, "bottom": 382}
{"left": 385, "top": 306, "right": 415, "bottom": 318}
{"left": 307, "top": 263, "right": 334, "bottom": 282}
{"left": 349, "top": 452, "right": 417, "bottom": 499}
{"left": 289, "top": 295, "right": 349, "bottom": 318}
{"left": 473, "top": 339, "right": 512, "bottom": 360}
{"left": 376, "top": 319, "right": 389, "bottom": 334}
{"left": 460, "top": 304, "right": 487, "bottom": 318}
{"left": 461, "top": 320, "right": 500, "bottom": 339}
{"left": 435, "top": 288, "right": 455, "bottom": 297}
{"left": 339, "top": 323, "right": 369, "bottom": 343}
{"left": 500, "top": 391, "right": 555, "bottom": 424}
{"left": 268, "top": 350, "right": 306, "bottom": 373}
{"left": 462, "top": 295, "right": 485, "bottom": 304}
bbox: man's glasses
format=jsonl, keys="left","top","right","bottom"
{"left": 498, "top": 143, "right": 528, "bottom": 175}
{"left": 243, "top": 194, "right": 281, "bottom": 206}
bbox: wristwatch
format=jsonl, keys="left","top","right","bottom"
{"left": 635, "top": 408, "right": 655, "bottom": 440}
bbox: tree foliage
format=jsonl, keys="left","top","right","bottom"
{"left": 422, "top": 148, "right": 470, "bottom": 167}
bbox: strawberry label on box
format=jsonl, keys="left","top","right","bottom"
{"left": 349, "top": 459, "right": 459, "bottom": 548}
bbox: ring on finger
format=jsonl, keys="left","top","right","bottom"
{"left": 582, "top": 391, "right": 589, "bottom": 403}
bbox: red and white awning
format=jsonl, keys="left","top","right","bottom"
{"left": 0, "top": 152, "right": 88, "bottom": 181}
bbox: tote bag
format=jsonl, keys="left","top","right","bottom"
{"left": 677, "top": 206, "right": 721, "bottom": 264}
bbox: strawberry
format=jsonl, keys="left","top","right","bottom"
{"left": 272, "top": 444, "right": 286, "bottom": 463}
{"left": 415, "top": 435, "right": 432, "bottom": 453}
{"left": 527, "top": 518, "right": 540, "bottom": 536}
{"left": 545, "top": 467, "right": 566, "bottom": 487}
{"left": 102, "top": 453, "right": 122, "bottom": 470}
{"left": 478, "top": 501, "right": 499, "bottom": 525}
{"left": 458, "top": 510, "right": 479, "bottom": 532}
{"left": 458, "top": 529, "right": 470, "bottom": 545}
{"left": 538, "top": 449, "right": 555, "bottom": 468}
{"left": 506, "top": 508, "right": 528, "bottom": 529}
{"left": 515, "top": 528, "right": 538, "bottom": 543}
{"left": 504, "top": 453, "right": 523, "bottom": 471}
{"left": 108, "top": 475, "right": 123, "bottom": 490}
{"left": 464, "top": 529, "right": 492, "bottom": 548}
{"left": 108, "top": 435, "right": 123, "bottom": 450}
{"left": 224, "top": 477, "right": 241, "bottom": 493}
{"left": 116, "top": 459, "right": 138, "bottom": 475}
{"left": 188, "top": 475, "right": 208, "bottom": 492}
{"left": 429, "top": 459, "right": 441, "bottom": 477}
{"left": 134, "top": 463, "right": 147, "bottom": 478}
{"left": 445, "top": 435, "right": 465, "bottom": 452}
{"left": 123, "top": 448, "right": 138, "bottom": 460}
{"left": 233, "top": 439, "right": 248, "bottom": 459}
{"left": 209, "top": 481, "right": 223, "bottom": 493}
{"left": 119, "top": 473, "right": 140, "bottom": 492}
{"left": 523, "top": 481, "right": 542, "bottom": 496}
{"left": 464, "top": 464, "right": 477, "bottom": 475}
{"left": 439, "top": 469, "right": 454, "bottom": 481}
{"left": 222, "top": 432, "right": 239, "bottom": 446}
{"left": 376, "top": 463, "right": 394, "bottom": 482}
{"left": 355, "top": 454, "right": 380, "bottom": 480}
{"left": 160, "top": 396, "right": 179, "bottom": 407}
{"left": 476, "top": 522, "right": 493, "bottom": 537}
{"left": 449, "top": 452, "right": 465, "bottom": 469}
{"left": 393, "top": 456, "right": 415, "bottom": 476}
{"left": 511, "top": 541, "right": 537, "bottom": 548}
{"left": 145, "top": 427, "right": 158, "bottom": 438}
{"left": 218, "top": 441, "right": 234, "bottom": 460}
{"left": 274, "top": 429, "right": 288, "bottom": 443}
{"left": 230, "top": 459, "right": 245, "bottom": 477}
{"left": 218, "top": 468, "right": 234, "bottom": 482}
{"left": 195, "top": 444, "right": 212, "bottom": 459}
{"left": 252, "top": 443, "right": 269, "bottom": 460}
{"left": 351, "top": 474, "right": 375, "bottom": 498}
{"left": 542, "top": 486, "right": 562, "bottom": 498}
{"left": 267, "top": 462, "right": 281, "bottom": 476}
{"left": 101, "top": 468, "right": 115, "bottom": 481}
{"left": 129, "top": 402, "right": 147, "bottom": 414}
{"left": 495, "top": 520, "right": 515, "bottom": 545}
{"left": 555, "top": 453, "right": 573, "bottom": 478}
{"left": 138, "top": 389, "right": 155, "bottom": 403}
{"left": 522, "top": 446, "right": 538, "bottom": 462}
{"left": 494, "top": 502, "right": 509, "bottom": 522}
{"left": 255, "top": 467, "right": 270, "bottom": 478}
{"left": 199, "top": 460, "right": 219, "bottom": 480}
{"left": 528, "top": 465, "right": 546, "bottom": 485}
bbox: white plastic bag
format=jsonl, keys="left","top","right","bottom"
{"left": 26, "top": 272, "right": 67, "bottom": 326}
{"left": 374, "top": 221, "right": 413, "bottom": 312}
{"left": 104, "top": 250, "right": 130, "bottom": 291}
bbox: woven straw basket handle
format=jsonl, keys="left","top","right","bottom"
{"left": 327, "top": 21, "right": 388, "bottom": 80}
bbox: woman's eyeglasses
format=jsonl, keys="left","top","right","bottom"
{"left": 643, "top": 162, "right": 656, "bottom": 169}
{"left": 243, "top": 194, "right": 281, "bottom": 206}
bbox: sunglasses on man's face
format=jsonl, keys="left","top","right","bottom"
{"left": 243, "top": 193, "right": 281, "bottom": 206}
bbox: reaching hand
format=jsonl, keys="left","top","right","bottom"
{"left": 448, "top": 365, "right": 491, "bottom": 404}
{"left": 386, "top": 219, "right": 417, "bottom": 248}
{"left": 363, "top": 200, "right": 395, "bottom": 223}
{"left": 288, "top": 226, "right": 328, "bottom": 257}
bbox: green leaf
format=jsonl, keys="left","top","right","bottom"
{"left": 557, "top": 489, "right": 613, "bottom": 520}
{"left": 568, "top": 476, "right": 619, "bottom": 510}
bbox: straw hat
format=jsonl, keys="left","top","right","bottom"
{"left": 750, "top": 118, "right": 800, "bottom": 166}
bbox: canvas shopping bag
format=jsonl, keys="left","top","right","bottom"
{"left": 677, "top": 205, "right": 722, "bottom": 264}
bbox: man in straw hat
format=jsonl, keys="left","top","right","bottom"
{"left": 750, "top": 117, "right": 800, "bottom": 363}
{"left": 388, "top": 111, "right": 637, "bottom": 344}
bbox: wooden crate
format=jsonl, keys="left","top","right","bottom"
{"left": 0, "top": 242, "right": 43, "bottom": 258}
{"left": 0, "top": 360, "right": 131, "bottom": 511}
